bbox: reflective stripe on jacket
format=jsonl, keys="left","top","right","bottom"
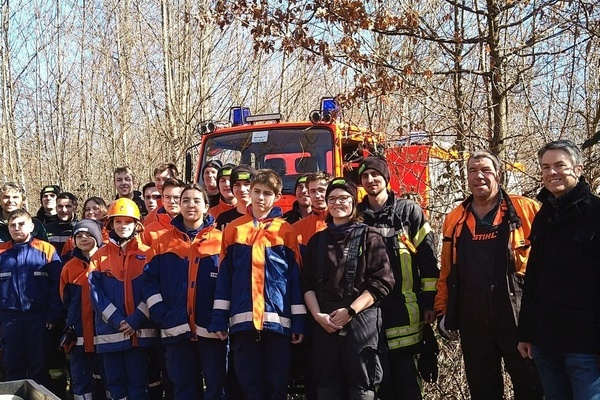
{"left": 89, "top": 235, "right": 157, "bottom": 353}
{"left": 209, "top": 207, "right": 306, "bottom": 336}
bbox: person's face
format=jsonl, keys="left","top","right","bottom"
{"left": 308, "top": 180, "right": 328, "bottom": 210}
{"left": 154, "top": 170, "right": 173, "bottom": 192}
{"left": 467, "top": 157, "right": 500, "bottom": 201}
{"left": 251, "top": 183, "right": 281, "bottom": 215}
{"left": 203, "top": 167, "right": 219, "bottom": 192}
{"left": 326, "top": 188, "right": 354, "bottom": 223}
{"left": 84, "top": 200, "right": 104, "bottom": 220}
{"left": 42, "top": 192, "right": 57, "bottom": 211}
{"left": 57, "top": 198, "right": 76, "bottom": 222}
{"left": 114, "top": 173, "right": 134, "bottom": 197}
{"left": 232, "top": 181, "right": 252, "bottom": 204}
{"left": 218, "top": 177, "right": 234, "bottom": 201}
{"left": 1, "top": 190, "right": 23, "bottom": 214}
{"left": 75, "top": 232, "right": 98, "bottom": 253}
{"left": 162, "top": 186, "right": 183, "bottom": 217}
{"left": 8, "top": 215, "right": 34, "bottom": 243}
{"left": 143, "top": 186, "right": 160, "bottom": 213}
{"left": 180, "top": 189, "right": 208, "bottom": 224}
{"left": 112, "top": 217, "right": 136, "bottom": 239}
{"left": 361, "top": 169, "right": 387, "bottom": 197}
{"left": 540, "top": 149, "right": 583, "bottom": 198}
{"left": 295, "top": 182, "right": 311, "bottom": 207}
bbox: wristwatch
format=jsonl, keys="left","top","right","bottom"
{"left": 346, "top": 306, "right": 357, "bottom": 317}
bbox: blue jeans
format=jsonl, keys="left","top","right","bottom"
{"left": 532, "top": 345, "right": 600, "bottom": 400}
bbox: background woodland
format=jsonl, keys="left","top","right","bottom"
{"left": 1, "top": 1, "right": 598, "bottom": 397}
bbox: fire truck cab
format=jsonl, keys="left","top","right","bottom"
{"left": 185, "top": 98, "right": 384, "bottom": 211}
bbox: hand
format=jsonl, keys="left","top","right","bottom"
{"left": 517, "top": 342, "right": 533, "bottom": 359}
{"left": 315, "top": 312, "right": 342, "bottom": 333}
{"left": 329, "top": 307, "right": 352, "bottom": 328}
{"left": 119, "top": 320, "right": 135, "bottom": 337}
{"left": 46, "top": 323, "right": 55, "bottom": 330}
{"left": 437, "top": 315, "right": 458, "bottom": 341}
{"left": 291, "top": 333, "right": 304, "bottom": 344}
{"left": 216, "top": 331, "right": 229, "bottom": 341}
{"left": 423, "top": 310, "right": 436, "bottom": 324}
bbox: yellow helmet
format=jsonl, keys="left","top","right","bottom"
{"left": 107, "top": 198, "right": 141, "bottom": 221}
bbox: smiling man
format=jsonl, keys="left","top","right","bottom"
{"left": 0, "top": 182, "right": 48, "bottom": 243}
{"left": 114, "top": 167, "right": 147, "bottom": 218}
{"left": 357, "top": 156, "right": 439, "bottom": 400}
{"left": 518, "top": 140, "right": 600, "bottom": 400}
{"left": 435, "top": 151, "right": 542, "bottom": 400}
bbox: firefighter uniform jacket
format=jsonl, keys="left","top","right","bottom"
{"left": 292, "top": 208, "right": 328, "bottom": 261}
{"left": 0, "top": 238, "right": 62, "bottom": 324}
{"left": 142, "top": 208, "right": 172, "bottom": 246}
{"left": 436, "top": 192, "right": 539, "bottom": 331}
{"left": 143, "top": 214, "right": 222, "bottom": 343}
{"left": 359, "top": 192, "right": 438, "bottom": 353}
{"left": 89, "top": 235, "right": 157, "bottom": 353}
{"left": 519, "top": 179, "right": 600, "bottom": 354}
{"left": 59, "top": 247, "right": 96, "bottom": 352}
{"left": 209, "top": 207, "right": 306, "bottom": 337}
{"left": 208, "top": 199, "right": 236, "bottom": 221}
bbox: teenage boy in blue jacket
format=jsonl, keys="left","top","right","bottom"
{"left": 0, "top": 209, "right": 62, "bottom": 386}
{"left": 209, "top": 169, "right": 306, "bottom": 400}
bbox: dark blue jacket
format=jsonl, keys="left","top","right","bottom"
{"left": 143, "top": 215, "right": 222, "bottom": 344}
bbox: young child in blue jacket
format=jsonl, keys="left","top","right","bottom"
{"left": 209, "top": 169, "right": 306, "bottom": 400}
{"left": 143, "top": 184, "right": 226, "bottom": 400}
{"left": 89, "top": 198, "right": 158, "bottom": 400}
{"left": 60, "top": 218, "right": 107, "bottom": 399}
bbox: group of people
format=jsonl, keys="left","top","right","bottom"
{"left": 0, "top": 139, "right": 598, "bottom": 400}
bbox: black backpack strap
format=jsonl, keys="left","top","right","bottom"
{"left": 315, "top": 231, "right": 328, "bottom": 305}
{"left": 343, "top": 224, "right": 368, "bottom": 302}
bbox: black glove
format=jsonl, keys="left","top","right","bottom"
{"left": 418, "top": 323, "right": 439, "bottom": 383}
{"left": 59, "top": 326, "right": 77, "bottom": 353}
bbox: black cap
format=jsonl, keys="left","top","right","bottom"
{"left": 230, "top": 165, "right": 256, "bottom": 189}
{"left": 325, "top": 177, "right": 358, "bottom": 203}
{"left": 202, "top": 160, "right": 223, "bottom": 175}
{"left": 358, "top": 156, "right": 390, "bottom": 184}
{"left": 294, "top": 175, "right": 309, "bottom": 191}
{"left": 73, "top": 219, "right": 103, "bottom": 247}
{"left": 40, "top": 185, "right": 60, "bottom": 201}
{"left": 217, "top": 164, "right": 236, "bottom": 182}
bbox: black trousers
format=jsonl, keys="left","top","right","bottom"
{"left": 460, "top": 325, "right": 543, "bottom": 400}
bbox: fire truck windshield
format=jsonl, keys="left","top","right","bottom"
{"left": 202, "top": 127, "right": 333, "bottom": 194}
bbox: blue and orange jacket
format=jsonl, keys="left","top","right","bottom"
{"left": 292, "top": 208, "right": 328, "bottom": 259}
{"left": 60, "top": 247, "right": 97, "bottom": 352}
{"left": 208, "top": 207, "right": 306, "bottom": 337}
{"left": 143, "top": 214, "right": 222, "bottom": 344}
{"left": 208, "top": 198, "right": 236, "bottom": 221}
{"left": 89, "top": 234, "right": 158, "bottom": 353}
{"left": 0, "top": 237, "right": 63, "bottom": 324}
{"left": 142, "top": 208, "right": 173, "bottom": 245}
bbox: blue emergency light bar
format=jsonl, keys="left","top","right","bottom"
{"left": 321, "top": 97, "right": 339, "bottom": 114}
{"left": 230, "top": 107, "right": 251, "bottom": 126}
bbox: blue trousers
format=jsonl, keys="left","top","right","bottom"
{"left": 70, "top": 351, "right": 107, "bottom": 398}
{"left": 231, "top": 331, "right": 291, "bottom": 400}
{"left": 532, "top": 346, "right": 600, "bottom": 400}
{"left": 103, "top": 347, "right": 149, "bottom": 400}
{"left": 165, "top": 338, "right": 227, "bottom": 400}
{"left": 1, "top": 319, "right": 49, "bottom": 387}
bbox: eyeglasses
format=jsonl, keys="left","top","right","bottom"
{"left": 326, "top": 195, "right": 352, "bottom": 205}
{"left": 163, "top": 195, "right": 181, "bottom": 202}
